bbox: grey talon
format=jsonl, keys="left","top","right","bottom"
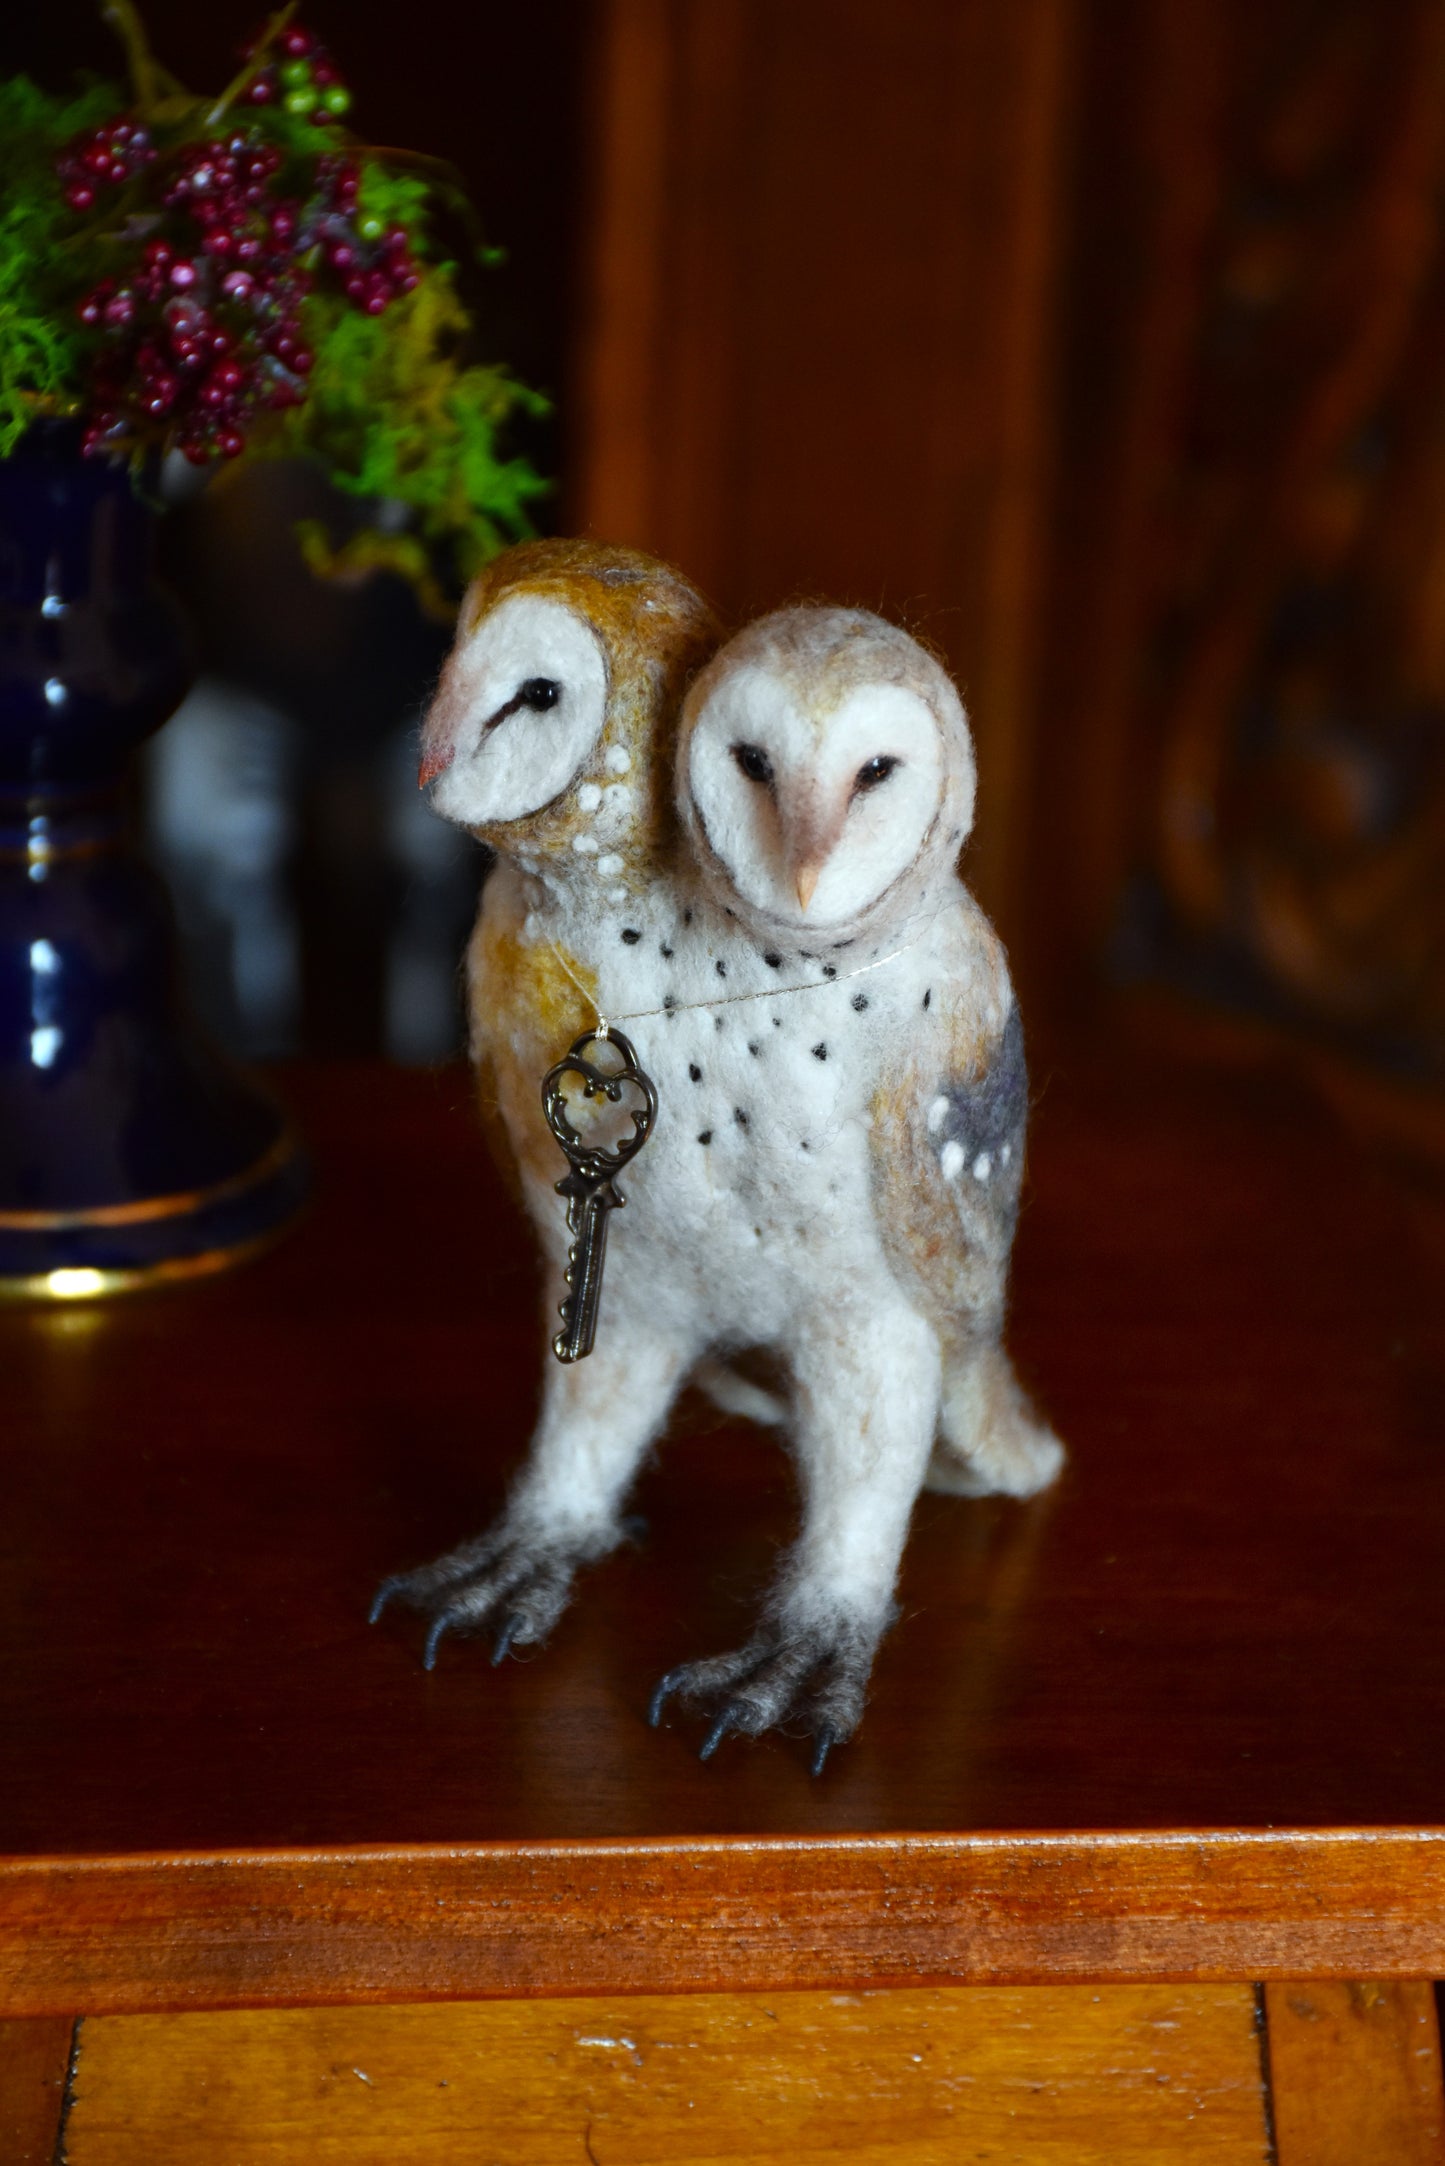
{"left": 422, "top": 1616, "right": 450, "bottom": 1670}
{"left": 698, "top": 1709, "right": 735, "bottom": 1762}
{"left": 810, "top": 1724, "right": 838, "bottom": 1778}
{"left": 367, "top": 1578, "right": 400, "bottom": 1626}
{"left": 491, "top": 1615, "right": 522, "bottom": 1665}
{"left": 648, "top": 1668, "right": 683, "bottom": 1727}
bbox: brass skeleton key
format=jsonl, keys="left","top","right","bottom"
{"left": 540, "top": 1028, "right": 657, "bottom": 1364}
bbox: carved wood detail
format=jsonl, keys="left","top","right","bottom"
{"left": 572, "top": 0, "right": 1444, "bottom": 1080}
{"left": 1121, "top": 1, "right": 1445, "bottom": 1074}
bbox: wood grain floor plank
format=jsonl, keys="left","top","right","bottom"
{"left": 64, "top": 1984, "right": 1271, "bottom": 2166}
{"left": 9, "top": 1830, "right": 1445, "bottom": 2017}
{"left": 1266, "top": 1981, "right": 1445, "bottom": 2165}
{"left": 0, "top": 2015, "right": 75, "bottom": 2165}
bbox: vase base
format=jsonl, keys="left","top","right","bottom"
{"left": 0, "top": 1128, "right": 308, "bottom": 1301}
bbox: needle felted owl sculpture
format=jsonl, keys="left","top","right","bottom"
{"left": 647, "top": 605, "right": 1063, "bottom": 1764}
{"left": 375, "top": 556, "right": 1060, "bottom": 1775}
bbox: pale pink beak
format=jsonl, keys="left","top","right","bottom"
{"left": 418, "top": 737, "right": 453, "bottom": 789}
{"left": 786, "top": 798, "right": 847, "bottom": 913}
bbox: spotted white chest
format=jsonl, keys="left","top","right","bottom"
{"left": 484, "top": 864, "right": 992, "bottom": 1348}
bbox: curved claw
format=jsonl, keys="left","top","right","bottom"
{"left": 648, "top": 1666, "right": 689, "bottom": 1728}
{"left": 491, "top": 1613, "right": 524, "bottom": 1666}
{"left": 368, "top": 1575, "right": 404, "bottom": 1626}
{"left": 810, "top": 1723, "right": 839, "bottom": 1779}
{"left": 698, "top": 1707, "right": 740, "bottom": 1762}
{"left": 422, "top": 1613, "right": 451, "bottom": 1671}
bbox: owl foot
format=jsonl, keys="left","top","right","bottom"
{"left": 649, "top": 1611, "right": 883, "bottom": 1775}
{"left": 370, "top": 1515, "right": 626, "bottom": 1669}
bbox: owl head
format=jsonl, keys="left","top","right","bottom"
{"left": 676, "top": 606, "right": 975, "bottom": 940}
{"left": 420, "top": 539, "right": 720, "bottom": 892}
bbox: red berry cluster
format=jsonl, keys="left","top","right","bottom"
{"left": 243, "top": 23, "right": 352, "bottom": 121}
{"left": 55, "top": 116, "right": 157, "bottom": 213}
{"left": 67, "top": 109, "right": 422, "bottom": 464}
{"left": 314, "top": 155, "right": 420, "bottom": 316}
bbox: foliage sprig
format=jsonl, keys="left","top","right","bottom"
{"left": 0, "top": 6, "right": 547, "bottom": 596}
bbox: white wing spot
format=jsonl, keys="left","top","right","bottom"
{"left": 973, "top": 1152, "right": 992, "bottom": 1180}
{"left": 602, "top": 782, "right": 634, "bottom": 812}
{"left": 926, "top": 1095, "right": 949, "bottom": 1135}
{"left": 607, "top": 885, "right": 628, "bottom": 903}
{"left": 576, "top": 782, "right": 602, "bottom": 812}
{"left": 605, "top": 744, "right": 632, "bottom": 774}
{"left": 572, "top": 833, "right": 599, "bottom": 855}
{"left": 1001, "top": 1141, "right": 1012, "bottom": 1165}
{"left": 597, "top": 852, "right": 624, "bottom": 877}
{"left": 940, "top": 1141, "right": 965, "bottom": 1180}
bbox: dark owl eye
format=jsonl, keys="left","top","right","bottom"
{"left": 519, "top": 677, "right": 561, "bottom": 711}
{"left": 732, "top": 742, "right": 774, "bottom": 785}
{"left": 854, "top": 755, "right": 899, "bottom": 793}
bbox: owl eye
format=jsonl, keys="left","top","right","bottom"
{"left": 732, "top": 742, "right": 774, "bottom": 785}
{"left": 480, "top": 675, "right": 565, "bottom": 740}
{"left": 854, "top": 755, "right": 900, "bottom": 794}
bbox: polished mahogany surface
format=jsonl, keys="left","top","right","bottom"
{"left": 1, "top": 1048, "right": 1441, "bottom": 1857}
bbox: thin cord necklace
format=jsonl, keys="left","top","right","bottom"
{"left": 546, "top": 909, "right": 941, "bottom": 1040}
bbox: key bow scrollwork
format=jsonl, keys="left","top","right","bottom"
{"left": 541, "top": 1028, "right": 657, "bottom": 1185}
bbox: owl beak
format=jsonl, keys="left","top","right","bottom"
{"left": 418, "top": 738, "right": 454, "bottom": 788}
{"left": 787, "top": 802, "right": 847, "bottom": 913}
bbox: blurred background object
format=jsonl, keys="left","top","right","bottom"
{"left": 575, "top": 0, "right": 1445, "bottom": 1140}
{"left": 0, "top": 423, "right": 313, "bottom": 1291}
{"left": 6, "top": 0, "right": 582, "bottom": 1064}
{"left": 6, "top": 0, "right": 1442, "bottom": 1124}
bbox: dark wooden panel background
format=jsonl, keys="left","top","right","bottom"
{"left": 573, "top": 0, "right": 1445, "bottom": 1109}
{"left": 572, "top": 0, "right": 1074, "bottom": 958}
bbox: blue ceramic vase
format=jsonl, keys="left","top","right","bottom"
{"left": 0, "top": 425, "right": 307, "bottom": 1299}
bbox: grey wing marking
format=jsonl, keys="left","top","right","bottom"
{"left": 872, "top": 993, "right": 1028, "bottom": 1336}
{"left": 927, "top": 1005, "right": 1028, "bottom": 1204}
{"left": 896, "top": 1000, "right": 1029, "bottom": 1335}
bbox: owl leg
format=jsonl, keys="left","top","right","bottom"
{"left": 925, "top": 1338, "right": 1064, "bottom": 1498}
{"left": 651, "top": 1297, "right": 940, "bottom": 1773}
{"left": 371, "top": 1319, "right": 692, "bottom": 1668}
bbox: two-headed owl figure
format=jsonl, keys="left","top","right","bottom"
{"left": 374, "top": 538, "right": 1062, "bottom": 1773}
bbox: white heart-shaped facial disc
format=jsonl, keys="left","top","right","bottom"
{"left": 429, "top": 592, "right": 608, "bottom": 825}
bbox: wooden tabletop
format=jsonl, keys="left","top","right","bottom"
{"left": 3, "top": 1045, "right": 1444, "bottom": 2013}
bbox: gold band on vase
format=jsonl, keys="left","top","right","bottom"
{"left": 0, "top": 1218, "right": 299, "bottom": 1304}
{"left": 0, "top": 1127, "right": 298, "bottom": 1232}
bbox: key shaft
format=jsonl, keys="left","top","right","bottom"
{"left": 554, "top": 1172, "right": 622, "bottom": 1363}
